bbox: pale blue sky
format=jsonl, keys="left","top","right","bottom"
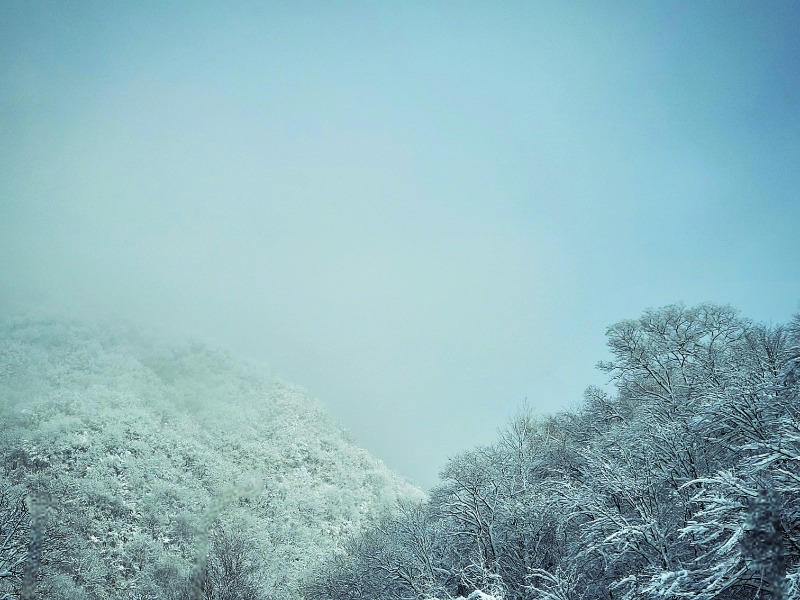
{"left": 2, "top": 1, "right": 799, "bottom": 488}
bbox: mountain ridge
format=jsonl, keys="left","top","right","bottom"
{"left": 0, "top": 313, "right": 423, "bottom": 599}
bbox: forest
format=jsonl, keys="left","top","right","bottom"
{"left": 0, "top": 316, "right": 421, "bottom": 599}
{"left": 308, "top": 303, "right": 800, "bottom": 600}
{"left": 1, "top": 302, "right": 799, "bottom": 600}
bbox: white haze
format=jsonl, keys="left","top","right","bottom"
{"left": 2, "top": 2, "right": 799, "bottom": 488}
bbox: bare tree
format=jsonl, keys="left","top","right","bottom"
{"left": 0, "top": 487, "right": 29, "bottom": 599}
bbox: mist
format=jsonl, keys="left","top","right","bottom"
{"left": 2, "top": 1, "right": 799, "bottom": 489}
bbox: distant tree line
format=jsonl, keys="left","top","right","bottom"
{"left": 0, "top": 318, "right": 420, "bottom": 600}
{"left": 306, "top": 304, "right": 800, "bottom": 600}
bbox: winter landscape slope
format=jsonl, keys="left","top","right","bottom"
{"left": 0, "top": 314, "right": 423, "bottom": 599}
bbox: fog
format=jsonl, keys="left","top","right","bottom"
{"left": 2, "top": 1, "right": 799, "bottom": 489}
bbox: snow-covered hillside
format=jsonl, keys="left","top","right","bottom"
{"left": 0, "top": 314, "right": 423, "bottom": 599}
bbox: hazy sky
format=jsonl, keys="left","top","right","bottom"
{"left": 2, "top": 1, "right": 799, "bottom": 489}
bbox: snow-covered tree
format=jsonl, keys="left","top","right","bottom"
{"left": 0, "top": 315, "right": 422, "bottom": 599}
{"left": 0, "top": 486, "right": 29, "bottom": 599}
{"left": 315, "top": 303, "right": 800, "bottom": 600}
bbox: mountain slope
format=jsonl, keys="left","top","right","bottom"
{"left": 0, "top": 314, "right": 423, "bottom": 599}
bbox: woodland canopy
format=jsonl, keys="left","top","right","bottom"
{"left": 1, "top": 303, "right": 799, "bottom": 600}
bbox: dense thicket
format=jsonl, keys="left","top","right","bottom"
{"left": 0, "top": 316, "right": 422, "bottom": 600}
{"left": 309, "top": 303, "right": 800, "bottom": 600}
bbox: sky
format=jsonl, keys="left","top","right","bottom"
{"left": 1, "top": 1, "right": 799, "bottom": 489}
